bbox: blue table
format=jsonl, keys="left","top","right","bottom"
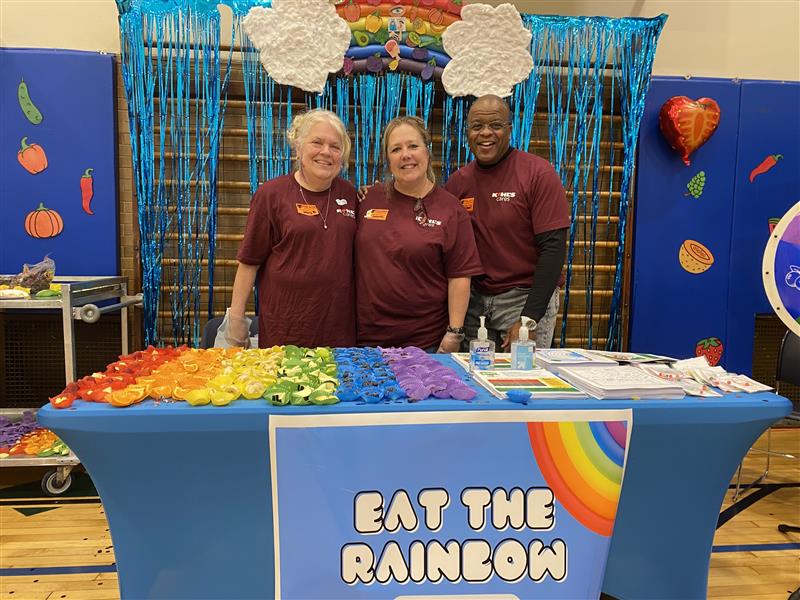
{"left": 38, "top": 356, "right": 791, "bottom": 599}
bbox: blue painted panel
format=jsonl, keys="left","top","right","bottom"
{"left": 725, "top": 80, "right": 800, "bottom": 375}
{"left": 0, "top": 48, "right": 118, "bottom": 276}
{"left": 630, "top": 77, "right": 741, "bottom": 363}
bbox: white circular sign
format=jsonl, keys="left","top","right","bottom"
{"left": 763, "top": 200, "right": 800, "bottom": 338}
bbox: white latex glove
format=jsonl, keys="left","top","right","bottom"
{"left": 225, "top": 309, "right": 252, "bottom": 348}
{"left": 437, "top": 331, "right": 463, "bottom": 354}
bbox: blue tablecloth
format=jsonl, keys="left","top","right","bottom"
{"left": 38, "top": 355, "right": 791, "bottom": 599}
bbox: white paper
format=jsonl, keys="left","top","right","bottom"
{"left": 441, "top": 3, "right": 533, "bottom": 98}
{"left": 243, "top": 0, "right": 351, "bottom": 93}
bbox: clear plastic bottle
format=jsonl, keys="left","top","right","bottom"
{"left": 469, "top": 316, "right": 495, "bottom": 371}
{"left": 511, "top": 317, "right": 535, "bottom": 370}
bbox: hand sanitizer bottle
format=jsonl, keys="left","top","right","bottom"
{"left": 469, "top": 316, "right": 495, "bottom": 371}
{"left": 511, "top": 317, "right": 535, "bottom": 370}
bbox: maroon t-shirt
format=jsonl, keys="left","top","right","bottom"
{"left": 236, "top": 174, "right": 357, "bottom": 347}
{"left": 445, "top": 149, "right": 570, "bottom": 294}
{"left": 355, "top": 184, "right": 483, "bottom": 349}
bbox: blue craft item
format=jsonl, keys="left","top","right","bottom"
{"left": 506, "top": 389, "right": 532, "bottom": 404}
{"left": 361, "top": 386, "right": 385, "bottom": 404}
{"left": 119, "top": 5, "right": 233, "bottom": 346}
{"left": 335, "top": 386, "right": 359, "bottom": 402}
{"left": 517, "top": 15, "right": 666, "bottom": 350}
{"left": 606, "top": 15, "right": 667, "bottom": 350}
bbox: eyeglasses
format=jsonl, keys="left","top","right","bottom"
{"left": 467, "top": 121, "right": 510, "bottom": 133}
{"left": 413, "top": 198, "right": 428, "bottom": 226}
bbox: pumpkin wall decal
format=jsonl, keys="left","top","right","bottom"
{"left": 25, "top": 202, "right": 64, "bottom": 238}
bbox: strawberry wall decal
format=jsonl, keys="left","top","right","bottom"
{"left": 695, "top": 337, "right": 723, "bottom": 366}
{"left": 659, "top": 96, "right": 721, "bottom": 166}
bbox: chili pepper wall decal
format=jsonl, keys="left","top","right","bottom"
{"left": 749, "top": 154, "right": 783, "bottom": 182}
{"left": 17, "top": 79, "right": 43, "bottom": 124}
{"left": 17, "top": 137, "right": 48, "bottom": 174}
{"left": 81, "top": 168, "right": 95, "bottom": 215}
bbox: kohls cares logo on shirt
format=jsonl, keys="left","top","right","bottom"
{"left": 491, "top": 191, "right": 516, "bottom": 202}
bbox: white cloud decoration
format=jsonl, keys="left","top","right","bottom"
{"left": 441, "top": 3, "right": 533, "bottom": 98}
{"left": 242, "top": 0, "right": 351, "bottom": 94}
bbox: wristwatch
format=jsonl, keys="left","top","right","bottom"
{"left": 446, "top": 325, "right": 465, "bottom": 335}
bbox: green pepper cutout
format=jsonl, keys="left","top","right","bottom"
{"left": 18, "top": 79, "right": 43, "bottom": 124}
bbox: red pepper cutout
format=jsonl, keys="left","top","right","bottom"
{"left": 17, "top": 137, "right": 48, "bottom": 174}
{"left": 81, "top": 168, "right": 94, "bottom": 215}
{"left": 749, "top": 154, "right": 783, "bottom": 183}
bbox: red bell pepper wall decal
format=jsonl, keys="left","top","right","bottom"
{"left": 659, "top": 96, "right": 721, "bottom": 166}
{"left": 749, "top": 154, "right": 783, "bottom": 182}
{"left": 81, "top": 168, "right": 95, "bottom": 215}
{"left": 17, "top": 137, "right": 48, "bottom": 174}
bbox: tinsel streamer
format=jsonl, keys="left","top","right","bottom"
{"left": 515, "top": 16, "right": 546, "bottom": 152}
{"left": 372, "top": 73, "right": 403, "bottom": 184}
{"left": 353, "top": 75, "right": 378, "bottom": 189}
{"left": 118, "top": 1, "right": 234, "bottom": 346}
{"left": 120, "top": 12, "right": 159, "bottom": 345}
{"left": 520, "top": 15, "right": 665, "bottom": 350}
{"left": 606, "top": 15, "right": 667, "bottom": 350}
{"left": 421, "top": 80, "right": 435, "bottom": 126}
{"left": 405, "top": 76, "right": 421, "bottom": 117}
{"left": 370, "top": 76, "right": 386, "bottom": 184}
{"left": 455, "top": 96, "right": 468, "bottom": 170}
{"left": 585, "top": 25, "right": 610, "bottom": 349}
{"left": 285, "top": 87, "right": 293, "bottom": 174}
{"left": 560, "top": 22, "right": 594, "bottom": 350}
{"left": 335, "top": 77, "right": 350, "bottom": 177}
{"left": 240, "top": 34, "right": 261, "bottom": 193}
{"left": 441, "top": 95, "right": 454, "bottom": 181}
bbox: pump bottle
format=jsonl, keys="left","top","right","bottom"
{"left": 469, "top": 316, "right": 495, "bottom": 371}
{"left": 510, "top": 317, "right": 535, "bottom": 370}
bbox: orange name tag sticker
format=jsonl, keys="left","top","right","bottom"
{"left": 296, "top": 203, "right": 319, "bottom": 216}
{"left": 364, "top": 208, "right": 389, "bottom": 221}
{"left": 461, "top": 197, "right": 475, "bottom": 212}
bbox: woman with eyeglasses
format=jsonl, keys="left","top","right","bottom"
{"left": 226, "top": 109, "right": 358, "bottom": 348}
{"left": 355, "top": 115, "right": 483, "bottom": 352}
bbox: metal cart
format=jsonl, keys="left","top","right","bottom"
{"left": 0, "top": 276, "right": 142, "bottom": 495}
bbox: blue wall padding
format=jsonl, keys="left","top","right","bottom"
{"left": 630, "top": 77, "right": 742, "bottom": 365}
{"left": 0, "top": 48, "right": 118, "bottom": 277}
{"left": 724, "top": 81, "right": 800, "bottom": 375}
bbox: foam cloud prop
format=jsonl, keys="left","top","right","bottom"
{"left": 242, "top": 0, "right": 351, "bottom": 94}
{"left": 441, "top": 3, "right": 533, "bottom": 98}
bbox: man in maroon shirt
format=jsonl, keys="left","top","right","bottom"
{"left": 445, "top": 95, "right": 570, "bottom": 349}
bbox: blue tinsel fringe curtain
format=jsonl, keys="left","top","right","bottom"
{"left": 117, "top": 1, "right": 665, "bottom": 349}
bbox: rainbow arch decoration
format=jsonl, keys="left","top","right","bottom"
{"left": 335, "top": 0, "right": 462, "bottom": 79}
{"left": 528, "top": 420, "right": 628, "bottom": 537}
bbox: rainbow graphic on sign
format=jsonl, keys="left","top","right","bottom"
{"left": 335, "top": 0, "right": 461, "bottom": 79}
{"left": 528, "top": 420, "right": 627, "bottom": 537}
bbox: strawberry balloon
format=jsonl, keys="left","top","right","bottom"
{"left": 658, "top": 96, "right": 721, "bottom": 166}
